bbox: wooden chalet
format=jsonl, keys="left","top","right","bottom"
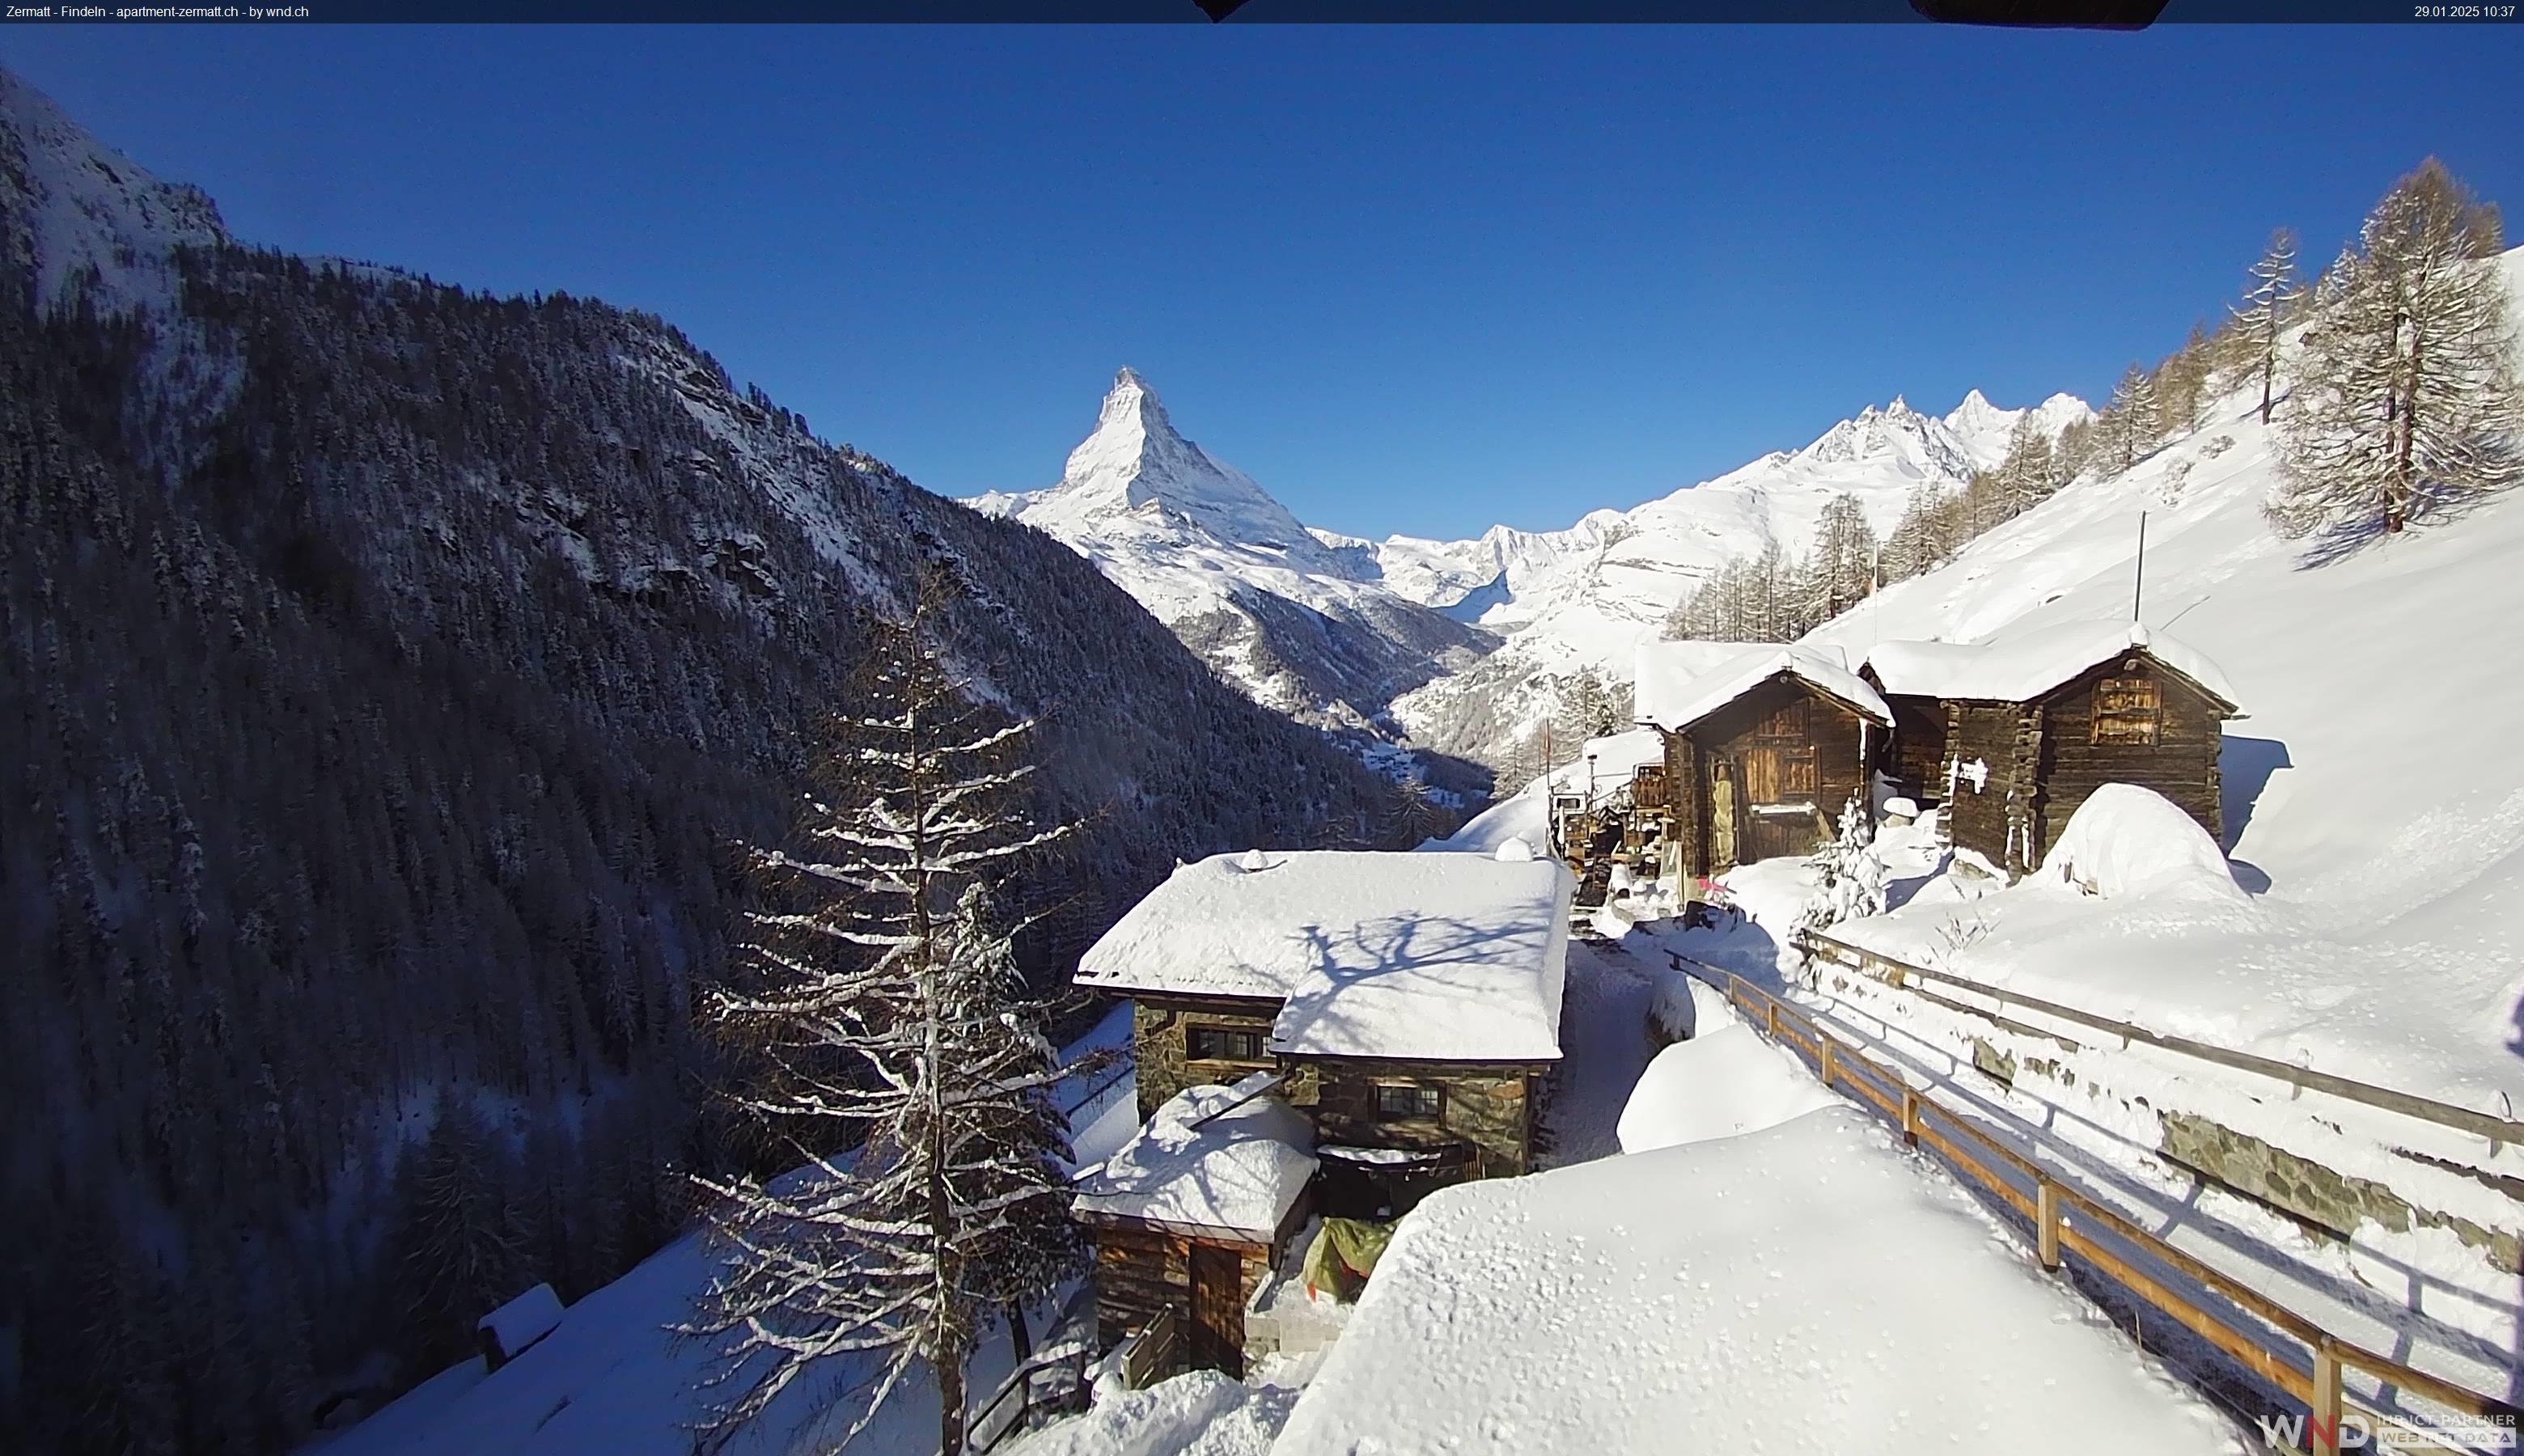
{"left": 1071, "top": 847, "right": 1573, "bottom": 1373}
{"left": 1070, "top": 1076, "right": 1319, "bottom": 1377}
{"left": 1860, "top": 622, "right": 2242, "bottom": 878}
{"left": 1633, "top": 642, "right": 1894, "bottom": 882}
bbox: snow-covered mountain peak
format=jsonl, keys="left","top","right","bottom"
{"left": 1943, "top": 387, "right": 2009, "bottom": 442}
{"left": 971, "top": 369, "right": 1495, "bottom": 729}
{"left": 0, "top": 66, "right": 228, "bottom": 315}
{"left": 1032, "top": 366, "right": 1320, "bottom": 551}
{"left": 1792, "top": 395, "right": 1971, "bottom": 480}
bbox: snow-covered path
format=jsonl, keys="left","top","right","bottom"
{"left": 1535, "top": 939, "right": 1658, "bottom": 1169}
{"left": 1607, "top": 900, "right": 2524, "bottom": 1433}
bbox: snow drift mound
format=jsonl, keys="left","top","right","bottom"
{"left": 1616, "top": 1023, "right": 1841, "bottom": 1154}
{"left": 2039, "top": 783, "right": 2247, "bottom": 904}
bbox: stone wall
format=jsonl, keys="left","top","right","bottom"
{"left": 1292, "top": 1059, "right": 1535, "bottom": 1178}
{"left": 2159, "top": 1111, "right": 2522, "bottom": 1274}
{"left": 1131, "top": 993, "right": 1283, "bottom": 1121}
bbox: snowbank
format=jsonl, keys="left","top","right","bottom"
{"left": 1615, "top": 1024, "right": 1842, "bottom": 1154}
{"left": 1077, "top": 851, "right": 1571, "bottom": 1063}
{"left": 1272, "top": 1107, "right": 2235, "bottom": 1456}
{"left": 2038, "top": 783, "right": 2247, "bottom": 904}
{"left": 999, "top": 1369, "right": 1295, "bottom": 1456}
{"left": 1073, "top": 1077, "right": 1316, "bottom": 1239}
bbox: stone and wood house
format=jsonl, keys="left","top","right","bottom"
{"left": 1860, "top": 622, "right": 2242, "bottom": 877}
{"left": 1632, "top": 642, "right": 1895, "bottom": 883}
{"left": 1069, "top": 846, "right": 1573, "bottom": 1374}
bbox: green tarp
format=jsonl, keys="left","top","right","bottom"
{"left": 1301, "top": 1217, "right": 1395, "bottom": 1302}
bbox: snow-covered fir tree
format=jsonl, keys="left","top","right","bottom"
{"left": 2272, "top": 158, "right": 2522, "bottom": 542}
{"left": 2234, "top": 227, "right": 2305, "bottom": 425}
{"left": 686, "top": 574, "right": 1083, "bottom": 1455}
{"left": 1794, "top": 797, "right": 1889, "bottom": 946}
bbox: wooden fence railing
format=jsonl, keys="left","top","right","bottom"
{"left": 1679, "top": 954, "right": 2521, "bottom": 1456}
{"left": 1118, "top": 1307, "right": 1177, "bottom": 1391}
{"left": 1798, "top": 930, "right": 2524, "bottom": 1151}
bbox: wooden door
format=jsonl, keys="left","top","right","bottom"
{"left": 1187, "top": 1243, "right": 1244, "bottom": 1377}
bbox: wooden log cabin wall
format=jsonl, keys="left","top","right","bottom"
{"left": 1890, "top": 637, "right": 2237, "bottom": 878}
{"left": 1658, "top": 674, "right": 1879, "bottom": 881}
{"left": 1083, "top": 1195, "right": 1312, "bottom": 1375}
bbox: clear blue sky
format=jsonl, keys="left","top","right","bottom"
{"left": 6, "top": 26, "right": 2520, "bottom": 539}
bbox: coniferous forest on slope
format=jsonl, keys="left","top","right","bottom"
{"left": 0, "top": 226, "right": 1410, "bottom": 1455}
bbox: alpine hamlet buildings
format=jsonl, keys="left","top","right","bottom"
{"left": 1859, "top": 621, "right": 2242, "bottom": 876}
{"left": 1631, "top": 621, "right": 2242, "bottom": 883}
{"left": 1070, "top": 846, "right": 1573, "bottom": 1373}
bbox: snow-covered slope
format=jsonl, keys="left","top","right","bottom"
{"left": 1384, "top": 392, "right": 2091, "bottom": 762}
{"left": 1799, "top": 246, "right": 2524, "bottom": 1113}
{"left": 974, "top": 370, "right": 1495, "bottom": 731}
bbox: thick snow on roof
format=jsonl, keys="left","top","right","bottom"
{"left": 1863, "top": 620, "right": 2239, "bottom": 709}
{"left": 1633, "top": 640, "right": 1891, "bottom": 733}
{"left": 1273, "top": 1107, "right": 2236, "bottom": 1456}
{"left": 1072, "top": 1075, "right": 1317, "bottom": 1238}
{"left": 1077, "top": 850, "right": 1571, "bottom": 1063}
{"left": 476, "top": 1283, "right": 564, "bottom": 1359}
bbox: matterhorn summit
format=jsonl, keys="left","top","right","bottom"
{"left": 1002, "top": 368, "right": 1326, "bottom": 556}
{"left": 970, "top": 369, "right": 1497, "bottom": 732}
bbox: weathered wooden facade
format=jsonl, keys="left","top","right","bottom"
{"left": 1861, "top": 626, "right": 2242, "bottom": 877}
{"left": 1076, "top": 1190, "right": 1313, "bottom": 1375}
{"left": 1635, "top": 645, "right": 1892, "bottom": 882}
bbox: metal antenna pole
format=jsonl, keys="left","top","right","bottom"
{"left": 2132, "top": 511, "right": 2149, "bottom": 624}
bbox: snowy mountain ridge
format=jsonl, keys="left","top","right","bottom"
{"left": 976, "top": 366, "right": 2088, "bottom": 764}
{"left": 0, "top": 66, "right": 229, "bottom": 316}
{"left": 1378, "top": 385, "right": 2094, "bottom": 762}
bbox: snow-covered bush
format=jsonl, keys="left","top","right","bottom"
{"left": 1795, "top": 796, "right": 1889, "bottom": 943}
{"left": 2038, "top": 784, "right": 2246, "bottom": 904}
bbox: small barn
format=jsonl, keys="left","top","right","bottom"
{"left": 1633, "top": 642, "right": 1893, "bottom": 882}
{"left": 1071, "top": 847, "right": 1572, "bottom": 1367}
{"left": 1860, "top": 622, "right": 2242, "bottom": 877}
{"left": 1071, "top": 1075, "right": 1318, "bottom": 1376}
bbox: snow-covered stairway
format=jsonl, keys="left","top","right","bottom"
{"left": 1671, "top": 954, "right": 2522, "bottom": 1456}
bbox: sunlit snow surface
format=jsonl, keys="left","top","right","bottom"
{"left": 1273, "top": 1105, "right": 2238, "bottom": 1456}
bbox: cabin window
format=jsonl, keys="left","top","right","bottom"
{"left": 2090, "top": 677, "right": 2162, "bottom": 745}
{"left": 1188, "top": 1026, "right": 1267, "bottom": 1063}
{"left": 1374, "top": 1083, "right": 1442, "bottom": 1120}
{"left": 1755, "top": 699, "right": 1810, "bottom": 743}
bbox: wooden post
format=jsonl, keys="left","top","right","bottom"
{"left": 2036, "top": 1177, "right": 2061, "bottom": 1271}
{"left": 1819, "top": 1035, "right": 1838, "bottom": 1090}
{"left": 2310, "top": 1340, "right": 2344, "bottom": 1456}
{"left": 1900, "top": 1087, "right": 1920, "bottom": 1146}
{"left": 1764, "top": 999, "right": 1780, "bottom": 1039}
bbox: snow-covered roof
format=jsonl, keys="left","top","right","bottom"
{"left": 1071, "top": 1075, "right": 1317, "bottom": 1239}
{"left": 1633, "top": 641, "right": 1891, "bottom": 734}
{"left": 1862, "top": 620, "right": 2239, "bottom": 711}
{"left": 1076, "top": 850, "right": 1571, "bottom": 1063}
{"left": 476, "top": 1283, "right": 564, "bottom": 1360}
{"left": 1272, "top": 1107, "right": 2239, "bottom": 1456}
